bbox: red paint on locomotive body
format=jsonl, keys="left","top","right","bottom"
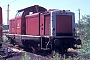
{"left": 9, "top": 7, "right": 75, "bottom": 37}
{"left": 0, "top": 7, "right": 2, "bottom": 36}
{"left": 40, "top": 14, "right": 44, "bottom": 36}
{"left": 15, "top": 15, "right": 26, "bottom": 35}
{"left": 26, "top": 13, "right": 39, "bottom": 35}
{"left": 25, "top": 12, "right": 51, "bottom": 36}
{"left": 9, "top": 19, "right": 16, "bottom": 34}
{"left": 15, "top": 16, "right": 22, "bottom": 34}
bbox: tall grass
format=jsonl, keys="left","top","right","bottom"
{"left": 20, "top": 52, "right": 83, "bottom": 60}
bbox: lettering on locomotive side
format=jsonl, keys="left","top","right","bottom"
{"left": 17, "top": 23, "right": 20, "bottom": 28}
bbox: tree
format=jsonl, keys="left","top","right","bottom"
{"left": 76, "top": 14, "right": 90, "bottom": 55}
{"left": 79, "top": 15, "right": 90, "bottom": 40}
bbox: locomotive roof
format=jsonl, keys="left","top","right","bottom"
{"left": 18, "top": 5, "right": 47, "bottom": 13}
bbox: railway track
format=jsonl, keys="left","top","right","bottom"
{"left": 1, "top": 34, "right": 79, "bottom": 60}
{"left": 0, "top": 43, "right": 79, "bottom": 60}
{"left": 1, "top": 43, "right": 50, "bottom": 60}
{"left": 0, "top": 35, "right": 79, "bottom": 60}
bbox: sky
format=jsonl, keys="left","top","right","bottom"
{"left": 0, "top": 0, "right": 90, "bottom": 25}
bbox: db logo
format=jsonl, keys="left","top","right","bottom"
{"left": 17, "top": 23, "right": 20, "bottom": 28}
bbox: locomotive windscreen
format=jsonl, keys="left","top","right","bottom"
{"left": 56, "top": 15, "right": 72, "bottom": 36}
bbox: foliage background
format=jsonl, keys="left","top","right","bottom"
{"left": 76, "top": 14, "right": 90, "bottom": 59}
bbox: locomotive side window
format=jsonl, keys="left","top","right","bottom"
{"left": 24, "top": 11, "right": 33, "bottom": 16}
{"left": 15, "top": 11, "right": 24, "bottom": 17}
{"left": 29, "top": 12, "right": 33, "bottom": 15}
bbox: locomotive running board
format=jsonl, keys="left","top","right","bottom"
{"left": 6, "top": 34, "right": 75, "bottom": 39}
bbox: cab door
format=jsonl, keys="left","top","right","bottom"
{"left": 44, "top": 14, "right": 50, "bottom": 36}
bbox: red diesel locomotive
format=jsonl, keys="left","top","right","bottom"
{"left": 6, "top": 5, "right": 81, "bottom": 53}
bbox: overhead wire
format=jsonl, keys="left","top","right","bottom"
{"left": 1, "top": 0, "right": 17, "bottom": 25}
{"left": 9, "top": 0, "right": 17, "bottom": 4}
{"left": 2, "top": 0, "right": 17, "bottom": 7}
{"left": 0, "top": 0, "right": 5, "bottom": 4}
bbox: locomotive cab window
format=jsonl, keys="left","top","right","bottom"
{"left": 15, "top": 11, "right": 24, "bottom": 17}
{"left": 29, "top": 12, "right": 33, "bottom": 15}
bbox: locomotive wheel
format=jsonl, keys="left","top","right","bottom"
{"left": 8, "top": 38, "right": 16, "bottom": 45}
{"left": 22, "top": 40, "right": 37, "bottom": 53}
{"left": 74, "top": 39, "right": 82, "bottom": 49}
{"left": 22, "top": 40, "right": 29, "bottom": 48}
{"left": 76, "top": 39, "right": 82, "bottom": 45}
{"left": 53, "top": 39, "right": 68, "bottom": 54}
{"left": 31, "top": 46, "right": 36, "bottom": 53}
{"left": 0, "top": 44, "right": 2, "bottom": 47}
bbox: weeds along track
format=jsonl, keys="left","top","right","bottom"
{"left": 1, "top": 43, "right": 80, "bottom": 60}
{"left": 2, "top": 35, "right": 80, "bottom": 60}
{"left": 1, "top": 43, "right": 49, "bottom": 60}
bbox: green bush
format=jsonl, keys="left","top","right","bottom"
{"left": 20, "top": 52, "right": 30, "bottom": 60}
